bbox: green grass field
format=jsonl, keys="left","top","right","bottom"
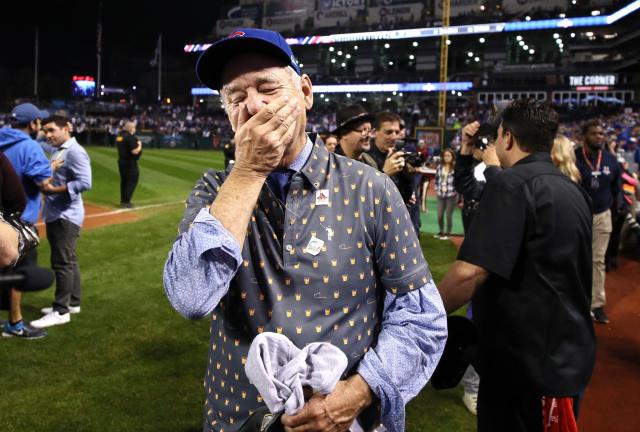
{"left": 0, "top": 147, "right": 474, "bottom": 432}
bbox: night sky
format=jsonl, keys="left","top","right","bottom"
{"left": 1, "top": 1, "right": 222, "bottom": 103}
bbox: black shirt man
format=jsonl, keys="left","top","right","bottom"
{"left": 116, "top": 121, "right": 142, "bottom": 208}
{"left": 438, "top": 99, "right": 595, "bottom": 431}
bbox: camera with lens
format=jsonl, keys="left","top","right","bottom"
{"left": 394, "top": 139, "right": 426, "bottom": 167}
{"left": 471, "top": 123, "right": 498, "bottom": 150}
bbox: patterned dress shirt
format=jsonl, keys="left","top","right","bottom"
{"left": 164, "top": 134, "right": 447, "bottom": 432}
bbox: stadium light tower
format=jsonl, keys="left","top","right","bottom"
{"left": 438, "top": 0, "right": 451, "bottom": 130}
{"left": 96, "top": 1, "right": 102, "bottom": 100}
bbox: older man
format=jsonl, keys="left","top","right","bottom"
{"left": 163, "top": 28, "right": 446, "bottom": 432}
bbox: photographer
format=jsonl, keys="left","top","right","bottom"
{"left": 449, "top": 119, "right": 503, "bottom": 415}
{"left": 368, "top": 111, "right": 424, "bottom": 233}
{"left": 454, "top": 121, "right": 502, "bottom": 232}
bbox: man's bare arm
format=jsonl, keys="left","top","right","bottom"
{"left": 438, "top": 260, "right": 489, "bottom": 314}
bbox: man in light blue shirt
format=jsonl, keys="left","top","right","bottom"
{"left": 32, "top": 115, "right": 92, "bottom": 329}
{"left": 163, "top": 28, "right": 447, "bottom": 432}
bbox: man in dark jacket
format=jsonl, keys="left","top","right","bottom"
{"left": 116, "top": 121, "right": 142, "bottom": 208}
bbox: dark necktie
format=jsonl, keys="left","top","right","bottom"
{"left": 267, "top": 169, "right": 295, "bottom": 203}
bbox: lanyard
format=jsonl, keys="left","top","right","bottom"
{"left": 582, "top": 147, "right": 601, "bottom": 173}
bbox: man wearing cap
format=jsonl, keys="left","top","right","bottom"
{"left": 0, "top": 103, "right": 56, "bottom": 339}
{"left": 332, "top": 105, "right": 377, "bottom": 169}
{"left": 163, "top": 28, "right": 447, "bottom": 432}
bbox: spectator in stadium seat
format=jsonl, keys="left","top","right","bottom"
{"left": 116, "top": 121, "right": 143, "bottom": 208}
{"left": 163, "top": 28, "right": 446, "bottom": 432}
{"left": 438, "top": 99, "right": 596, "bottom": 431}
{"left": 575, "top": 120, "right": 622, "bottom": 324}
{"left": 332, "top": 105, "right": 377, "bottom": 168}
{"left": 31, "top": 115, "right": 92, "bottom": 329}
{"left": 0, "top": 103, "right": 54, "bottom": 339}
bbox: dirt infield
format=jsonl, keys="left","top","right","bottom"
{"left": 449, "top": 235, "right": 640, "bottom": 431}
{"left": 578, "top": 256, "right": 640, "bottom": 432}
{"left": 35, "top": 203, "right": 139, "bottom": 235}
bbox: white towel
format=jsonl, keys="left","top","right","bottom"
{"left": 245, "top": 332, "right": 349, "bottom": 416}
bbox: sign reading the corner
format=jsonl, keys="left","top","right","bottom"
{"left": 569, "top": 74, "right": 617, "bottom": 87}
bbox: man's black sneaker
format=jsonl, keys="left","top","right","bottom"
{"left": 2, "top": 321, "right": 48, "bottom": 339}
{"left": 591, "top": 307, "right": 610, "bottom": 324}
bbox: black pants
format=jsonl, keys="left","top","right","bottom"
{"left": 47, "top": 219, "right": 81, "bottom": 315}
{"left": 0, "top": 229, "right": 39, "bottom": 311}
{"left": 606, "top": 210, "right": 626, "bottom": 268}
{"left": 477, "top": 377, "right": 543, "bottom": 432}
{"left": 119, "top": 161, "right": 139, "bottom": 204}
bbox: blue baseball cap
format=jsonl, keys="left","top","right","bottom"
{"left": 196, "top": 28, "right": 301, "bottom": 90}
{"left": 11, "top": 103, "right": 49, "bottom": 123}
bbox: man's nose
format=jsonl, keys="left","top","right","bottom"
{"left": 244, "top": 91, "right": 269, "bottom": 116}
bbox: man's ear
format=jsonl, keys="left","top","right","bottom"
{"left": 504, "top": 131, "right": 514, "bottom": 151}
{"left": 301, "top": 74, "right": 313, "bottom": 110}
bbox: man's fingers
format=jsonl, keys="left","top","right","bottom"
{"left": 236, "top": 104, "right": 251, "bottom": 132}
{"left": 273, "top": 104, "right": 300, "bottom": 136}
{"left": 279, "top": 120, "right": 298, "bottom": 146}
{"left": 252, "top": 94, "right": 291, "bottom": 125}
{"left": 281, "top": 406, "right": 315, "bottom": 428}
{"left": 268, "top": 99, "right": 300, "bottom": 132}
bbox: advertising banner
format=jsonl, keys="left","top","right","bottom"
{"left": 369, "top": 0, "right": 418, "bottom": 5}
{"left": 263, "top": 12, "right": 307, "bottom": 33}
{"left": 502, "top": 0, "right": 567, "bottom": 14}
{"left": 434, "top": 0, "right": 483, "bottom": 18}
{"left": 314, "top": 7, "right": 360, "bottom": 28}
{"left": 318, "top": 0, "right": 366, "bottom": 11}
{"left": 368, "top": 2, "right": 424, "bottom": 25}
{"left": 215, "top": 18, "right": 256, "bottom": 36}
{"left": 265, "top": 0, "right": 315, "bottom": 16}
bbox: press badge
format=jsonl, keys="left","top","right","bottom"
{"left": 316, "top": 189, "right": 330, "bottom": 206}
{"left": 304, "top": 237, "right": 324, "bottom": 256}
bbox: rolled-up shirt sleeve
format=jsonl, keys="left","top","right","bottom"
{"left": 66, "top": 147, "right": 92, "bottom": 199}
{"left": 163, "top": 208, "right": 243, "bottom": 320}
{"left": 357, "top": 279, "right": 447, "bottom": 432}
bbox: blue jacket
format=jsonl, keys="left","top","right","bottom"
{"left": 0, "top": 128, "right": 52, "bottom": 224}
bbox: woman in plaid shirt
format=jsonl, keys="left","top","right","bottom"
{"left": 435, "top": 148, "right": 457, "bottom": 240}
